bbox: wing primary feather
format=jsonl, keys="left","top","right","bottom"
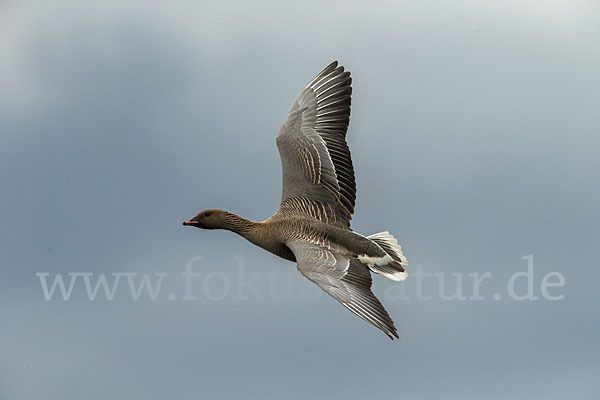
{"left": 290, "top": 242, "right": 399, "bottom": 339}
{"left": 276, "top": 62, "right": 357, "bottom": 228}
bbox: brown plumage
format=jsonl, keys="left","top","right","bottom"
{"left": 183, "top": 62, "right": 408, "bottom": 339}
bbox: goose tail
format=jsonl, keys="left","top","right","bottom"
{"left": 365, "top": 231, "right": 408, "bottom": 281}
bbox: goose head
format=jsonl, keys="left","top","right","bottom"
{"left": 183, "top": 209, "right": 228, "bottom": 230}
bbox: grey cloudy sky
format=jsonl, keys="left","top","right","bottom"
{"left": 1, "top": 0, "right": 599, "bottom": 399}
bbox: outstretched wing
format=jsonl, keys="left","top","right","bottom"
{"left": 287, "top": 241, "right": 398, "bottom": 339}
{"left": 276, "top": 61, "right": 356, "bottom": 229}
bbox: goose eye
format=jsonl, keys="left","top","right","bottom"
{"left": 204, "top": 212, "right": 211, "bottom": 217}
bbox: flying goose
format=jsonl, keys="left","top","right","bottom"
{"left": 184, "top": 61, "right": 408, "bottom": 339}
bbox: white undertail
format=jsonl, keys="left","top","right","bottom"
{"left": 362, "top": 231, "right": 408, "bottom": 282}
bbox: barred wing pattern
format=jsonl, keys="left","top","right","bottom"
{"left": 276, "top": 61, "right": 356, "bottom": 229}
{"left": 288, "top": 241, "right": 399, "bottom": 339}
